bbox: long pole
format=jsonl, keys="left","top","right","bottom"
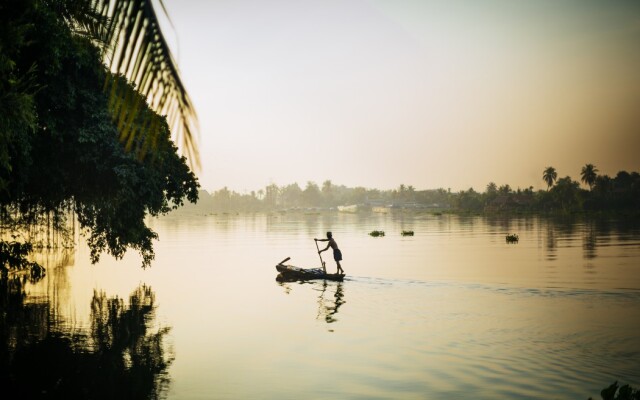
{"left": 314, "top": 240, "right": 326, "bottom": 273}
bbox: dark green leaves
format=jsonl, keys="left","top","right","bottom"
{"left": 1, "top": 1, "right": 199, "bottom": 269}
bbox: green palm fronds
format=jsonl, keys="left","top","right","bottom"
{"left": 68, "top": 0, "right": 199, "bottom": 168}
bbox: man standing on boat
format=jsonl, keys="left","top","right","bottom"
{"left": 315, "top": 232, "right": 344, "bottom": 274}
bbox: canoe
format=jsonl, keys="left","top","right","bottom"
{"left": 276, "top": 263, "right": 345, "bottom": 282}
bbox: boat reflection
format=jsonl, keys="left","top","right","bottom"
{"left": 315, "top": 280, "right": 345, "bottom": 324}
{"left": 277, "top": 279, "right": 346, "bottom": 325}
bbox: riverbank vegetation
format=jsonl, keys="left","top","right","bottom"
{"left": 0, "top": 0, "right": 199, "bottom": 276}
{"left": 182, "top": 166, "right": 638, "bottom": 215}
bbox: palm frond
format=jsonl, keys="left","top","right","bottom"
{"left": 91, "top": 0, "right": 200, "bottom": 169}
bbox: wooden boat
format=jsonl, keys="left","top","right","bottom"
{"left": 275, "top": 258, "right": 345, "bottom": 282}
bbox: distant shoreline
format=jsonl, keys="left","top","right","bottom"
{"left": 168, "top": 204, "right": 640, "bottom": 220}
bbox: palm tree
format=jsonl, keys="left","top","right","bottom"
{"left": 580, "top": 164, "right": 598, "bottom": 190}
{"left": 62, "top": 0, "right": 200, "bottom": 168}
{"left": 543, "top": 167, "right": 557, "bottom": 190}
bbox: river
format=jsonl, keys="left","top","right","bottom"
{"left": 2, "top": 211, "right": 639, "bottom": 399}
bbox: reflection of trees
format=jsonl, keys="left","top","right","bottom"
{"left": 544, "top": 224, "right": 557, "bottom": 261}
{"left": 610, "top": 218, "right": 640, "bottom": 242}
{"left": 0, "top": 283, "right": 172, "bottom": 399}
{"left": 548, "top": 214, "right": 578, "bottom": 236}
{"left": 0, "top": 275, "right": 50, "bottom": 358}
{"left": 583, "top": 220, "right": 597, "bottom": 260}
{"left": 485, "top": 215, "right": 512, "bottom": 232}
{"left": 540, "top": 215, "right": 583, "bottom": 261}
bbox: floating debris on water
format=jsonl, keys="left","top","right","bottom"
{"left": 401, "top": 230, "right": 414, "bottom": 236}
{"left": 506, "top": 233, "right": 519, "bottom": 243}
{"left": 369, "top": 230, "right": 385, "bottom": 237}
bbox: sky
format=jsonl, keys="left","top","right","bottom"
{"left": 161, "top": 0, "right": 640, "bottom": 193}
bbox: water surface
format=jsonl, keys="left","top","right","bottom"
{"left": 3, "top": 212, "right": 640, "bottom": 399}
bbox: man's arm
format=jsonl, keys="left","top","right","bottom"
{"left": 315, "top": 238, "right": 331, "bottom": 252}
{"left": 315, "top": 240, "right": 331, "bottom": 252}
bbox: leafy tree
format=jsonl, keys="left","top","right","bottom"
{"left": 456, "top": 188, "right": 483, "bottom": 212}
{"left": 543, "top": 166, "right": 558, "bottom": 190}
{"left": 302, "top": 181, "right": 322, "bottom": 207}
{"left": 581, "top": 163, "right": 599, "bottom": 190}
{"left": 280, "top": 183, "right": 302, "bottom": 208}
{"left": 264, "top": 184, "right": 280, "bottom": 208}
{"left": 498, "top": 184, "right": 512, "bottom": 194}
{"left": 406, "top": 185, "right": 416, "bottom": 202}
{"left": 322, "top": 180, "right": 335, "bottom": 206}
{"left": 212, "top": 187, "right": 232, "bottom": 212}
{"left": 614, "top": 171, "right": 633, "bottom": 190}
{"left": 348, "top": 186, "right": 368, "bottom": 205}
{"left": 0, "top": 0, "right": 198, "bottom": 270}
{"left": 612, "top": 171, "right": 640, "bottom": 210}
{"left": 0, "top": 0, "right": 41, "bottom": 196}
{"left": 486, "top": 182, "right": 497, "bottom": 194}
{"left": 593, "top": 175, "right": 612, "bottom": 195}
{"left": 550, "top": 176, "right": 581, "bottom": 212}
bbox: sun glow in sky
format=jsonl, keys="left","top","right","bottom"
{"left": 162, "top": 0, "right": 640, "bottom": 193}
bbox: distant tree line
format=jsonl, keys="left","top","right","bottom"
{"left": 188, "top": 165, "right": 639, "bottom": 214}
{"left": 187, "top": 181, "right": 451, "bottom": 213}
{"left": 455, "top": 165, "right": 639, "bottom": 214}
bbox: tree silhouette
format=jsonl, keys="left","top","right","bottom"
{"left": 486, "top": 182, "right": 498, "bottom": 194}
{"left": 581, "top": 164, "right": 599, "bottom": 190}
{"left": 543, "top": 167, "right": 558, "bottom": 190}
{"left": 550, "top": 176, "right": 581, "bottom": 212}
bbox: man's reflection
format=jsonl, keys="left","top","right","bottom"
{"left": 277, "top": 279, "right": 346, "bottom": 324}
{"left": 316, "top": 280, "right": 344, "bottom": 324}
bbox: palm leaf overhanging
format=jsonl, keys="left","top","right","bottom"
{"left": 89, "top": 0, "right": 200, "bottom": 168}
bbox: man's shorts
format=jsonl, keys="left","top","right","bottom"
{"left": 333, "top": 249, "right": 343, "bottom": 261}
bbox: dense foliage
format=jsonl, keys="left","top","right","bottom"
{"left": 182, "top": 182, "right": 449, "bottom": 213}
{"left": 0, "top": 0, "right": 199, "bottom": 271}
{"left": 453, "top": 170, "right": 640, "bottom": 214}
{"left": 180, "top": 167, "right": 639, "bottom": 215}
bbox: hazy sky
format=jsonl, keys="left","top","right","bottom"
{"left": 161, "top": 0, "right": 640, "bottom": 193}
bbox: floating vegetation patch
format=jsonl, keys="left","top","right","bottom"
{"left": 369, "top": 230, "right": 385, "bottom": 237}
{"left": 597, "top": 381, "right": 640, "bottom": 400}
{"left": 401, "top": 230, "right": 414, "bottom": 236}
{"left": 506, "top": 233, "right": 519, "bottom": 243}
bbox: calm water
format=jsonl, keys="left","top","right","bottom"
{"left": 2, "top": 212, "right": 640, "bottom": 399}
